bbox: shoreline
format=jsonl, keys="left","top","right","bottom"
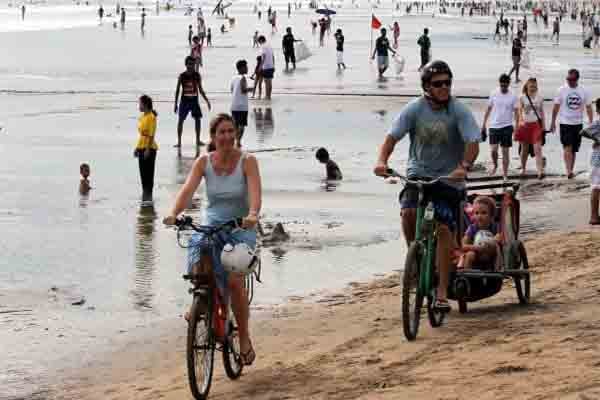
{"left": 59, "top": 225, "right": 600, "bottom": 400}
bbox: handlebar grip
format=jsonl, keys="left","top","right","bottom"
{"left": 175, "top": 215, "right": 193, "bottom": 227}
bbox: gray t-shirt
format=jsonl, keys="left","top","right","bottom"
{"left": 389, "top": 96, "right": 480, "bottom": 178}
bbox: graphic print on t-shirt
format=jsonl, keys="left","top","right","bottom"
{"left": 566, "top": 92, "right": 583, "bottom": 111}
{"left": 415, "top": 118, "right": 450, "bottom": 146}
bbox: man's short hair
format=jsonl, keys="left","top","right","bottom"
{"left": 315, "top": 147, "right": 330, "bottom": 162}
{"left": 236, "top": 59, "right": 247, "bottom": 70}
{"left": 567, "top": 68, "right": 580, "bottom": 79}
{"left": 258, "top": 35, "right": 266, "bottom": 43}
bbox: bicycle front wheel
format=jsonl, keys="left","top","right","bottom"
{"left": 187, "top": 293, "right": 215, "bottom": 400}
{"left": 402, "top": 242, "right": 424, "bottom": 341}
{"left": 222, "top": 316, "right": 244, "bottom": 380}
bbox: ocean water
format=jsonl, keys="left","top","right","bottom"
{"left": 1, "top": 2, "right": 598, "bottom": 398}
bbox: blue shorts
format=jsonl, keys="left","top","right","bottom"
{"left": 187, "top": 227, "right": 257, "bottom": 274}
{"left": 179, "top": 97, "right": 202, "bottom": 121}
{"left": 262, "top": 68, "right": 275, "bottom": 79}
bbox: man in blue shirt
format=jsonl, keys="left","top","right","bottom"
{"left": 374, "top": 61, "right": 480, "bottom": 311}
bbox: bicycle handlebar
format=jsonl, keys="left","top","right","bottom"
{"left": 384, "top": 168, "right": 461, "bottom": 185}
{"left": 174, "top": 215, "right": 244, "bottom": 234}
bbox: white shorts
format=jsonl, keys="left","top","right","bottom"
{"left": 336, "top": 51, "right": 344, "bottom": 64}
{"left": 592, "top": 167, "right": 600, "bottom": 189}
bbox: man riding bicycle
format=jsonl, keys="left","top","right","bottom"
{"left": 374, "top": 60, "right": 480, "bottom": 311}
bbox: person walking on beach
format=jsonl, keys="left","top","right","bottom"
{"left": 230, "top": 59, "right": 253, "bottom": 147}
{"left": 98, "top": 5, "right": 104, "bottom": 22}
{"left": 417, "top": 28, "right": 431, "bottom": 71}
{"left": 21, "top": 4, "right": 25, "bottom": 20}
{"left": 257, "top": 36, "right": 275, "bottom": 100}
{"left": 141, "top": 8, "right": 146, "bottom": 31}
{"left": 164, "top": 113, "right": 262, "bottom": 367}
{"left": 252, "top": 30, "right": 259, "bottom": 48}
{"left": 251, "top": 55, "right": 263, "bottom": 99}
{"left": 550, "top": 69, "right": 593, "bottom": 178}
{"left": 120, "top": 8, "right": 126, "bottom": 29}
{"left": 552, "top": 17, "right": 560, "bottom": 43}
{"left": 135, "top": 95, "right": 158, "bottom": 201}
{"left": 508, "top": 31, "right": 523, "bottom": 83}
{"left": 174, "top": 56, "right": 212, "bottom": 150}
{"left": 481, "top": 74, "right": 518, "bottom": 179}
{"left": 319, "top": 17, "right": 327, "bottom": 46}
{"left": 188, "top": 25, "right": 193, "bottom": 46}
{"left": 206, "top": 28, "right": 212, "bottom": 46}
{"left": 335, "top": 28, "right": 346, "bottom": 69}
{"left": 516, "top": 77, "right": 546, "bottom": 179}
{"left": 373, "top": 60, "right": 480, "bottom": 311}
{"left": 392, "top": 21, "right": 400, "bottom": 48}
{"left": 197, "top": 8, "right": 206, "bottom": 45}
{"left": 282, "top": 27, "right": 299, "bottom": 71}
{"left": 190, "top": 36, "right": 202, "bottom": 70}
{"left": 371, "top": 28, "right": 396, "bottom": 79}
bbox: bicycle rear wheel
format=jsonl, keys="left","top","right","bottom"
{"left": 222, "top": 315, "right": 244, "bottom": 380}
{"left": 187, "top": 293, "right": 215, "bottom": 400}
{"left": 402, "top": 242, "right": 424, "bottom": 341}
{"left": 513, "top": 241, "right": 530, "bottom": 305}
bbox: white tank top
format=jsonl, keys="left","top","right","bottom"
{"left": 230, "top": 75, "right": 248, "bottom": 112}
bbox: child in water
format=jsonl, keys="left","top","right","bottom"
{"left": 79, "top": 163, "right": 91, "bottom": 194}
{"left": 315, "top": 147, "right": 342, "bottom": 180}
{"left": 460, "top": 196, "right": 500, "bottom": 270}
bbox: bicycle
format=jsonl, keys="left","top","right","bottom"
{"left": 173, "top": 215, "right": 261, "bottom": 400}
{"left": 385, "top": 170, "right": 464, "bottom": 341}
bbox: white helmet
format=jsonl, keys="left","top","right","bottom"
{"left": 221, "top": 243, "right": 258, "bottom": 275}
{"left": 474, "top": 230, "right": 496, "bottom": 247}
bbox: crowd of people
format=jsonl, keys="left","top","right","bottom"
{"left": 68, "top": 0, "right": 600, "bottom": 368}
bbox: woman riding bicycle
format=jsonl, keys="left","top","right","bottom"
{"left": 164, "top": 113, "right": 262, "bottom": 366}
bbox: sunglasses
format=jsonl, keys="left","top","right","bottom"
{"left": 430, "top": 79, "right": 452, "bottom": 88}
{"left": 566, "top": 77, "right": 578, "bottom": 82}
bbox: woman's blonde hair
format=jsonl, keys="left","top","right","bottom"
{"left": 522, "top": 77, "right": 538, "bottom": 95}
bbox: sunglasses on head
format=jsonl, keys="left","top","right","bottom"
{"left": 430, "top": 79, "right": 452, "bottom": 88}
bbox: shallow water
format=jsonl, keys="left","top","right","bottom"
{"left": 1, "top": 2, "right": 598, "bottom": 398}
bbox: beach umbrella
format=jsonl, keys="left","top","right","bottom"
{"left": 316, "top": 8, "right": 336, "bottom": 15}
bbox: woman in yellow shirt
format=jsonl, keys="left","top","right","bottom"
{"left": 135, "top": 95, "right": 158, "bottom": 200}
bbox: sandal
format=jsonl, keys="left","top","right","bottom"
{"left": 240, "top": 346, "right": 256, "bottom": 366}
{"left": 433, "top": 299, "right": 451, "bottom": 312}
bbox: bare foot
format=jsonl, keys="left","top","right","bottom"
{"left": 488, "top": 167, "right": 497, "bottom": 176}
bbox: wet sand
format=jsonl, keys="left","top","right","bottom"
{"left": 58, "top": 226, "right": 600, "bottom": 400}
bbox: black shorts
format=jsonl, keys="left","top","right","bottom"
{"left": 560, "top": 124, "right": 583, "bottom": 152}
{"left": 284, "top": 50, "right": 296, "bottom": 64}
{"left": 398, "top": 179, "right": 465, "bottom": 232}
{"left": 489, "top": 126, "right": 513, "bottom": 147}
{"left": 262, "top": 68, "right": 275, "bottom": 79}
{"left": 231, "top": 110, "right": 248, "bottom": 128}
{"left": 178, "top": 97, "right": 202, "bottom": 121}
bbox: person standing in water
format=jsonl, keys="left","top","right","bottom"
{"left": 417, "top": 28, "right": 431, "bottom": 71}
{"left": 174, "top": 56, "right": 212, "bottom": 150}
{"left": 206, "top": 28, "right": 212, "bottom": 46}
{"left": 141, "top": 8, "right": 146, "bottom": 32}
{"left": 188, "top": 25, "right": 193, "bottom": 46}
{"left": 372, "top": 28, "right": 396, "bottom": 79}
{"left": 335, "top": 28, "right": 346, "bottom": 69}
{"left": 135, "top": 95, "right": 159, "bottom": 201}
{"left": 98, "top": 5, "right": 104, "bottom": 22}
{"left": 120, "top": 8, "right": 126, "bottom": 29}
{"left": 551, "top": 17, "right": 560, "bottom": 43}
{"left": 282, "top": 27, "right": 299, "bottom": 71}
{"left": 257, "top": 35, "right": 275, "bottom": 100}
{"left": 21, "top": 4, "right": 25, "bottom": 20}
{"left": 392, "top": 21, "right": 400, "bottom": 48}
{"left": 230, "top": 60, "right": 253, "bottom": 147}
{"left": 508, "top": 31, "right": 523, "bottom": 83}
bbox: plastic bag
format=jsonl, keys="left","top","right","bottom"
{"left": 294, "top": 41, "right": 312, "bottom": 63}
{"left": 520, "top": 48, "right": 530, "bottom": 69}
{"left": 393, "top": 55, "right": 405, "bottom": 74}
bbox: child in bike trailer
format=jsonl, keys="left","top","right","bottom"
{"left": 458, "top": 196, "right": 501, "bottom": 270}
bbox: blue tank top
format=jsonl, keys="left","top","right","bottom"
{"left": 204, "top": 152, "right": 249, "bottom": 225}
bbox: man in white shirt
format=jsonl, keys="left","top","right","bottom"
{"left": 257, "top": 35, "right": 275, "bottom": 100}
{"left": 550, "top": 68, "right": 593, "bottom": 178}
{"left": 481, "top": 73, "right": 519, "bottom": 179}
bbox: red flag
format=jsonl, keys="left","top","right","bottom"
{"left": 371, "top": 14, "right": 382, "bottom": 29}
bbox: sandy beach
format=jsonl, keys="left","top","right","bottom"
{"left": 51, "top": 226, "right": 600, "bottom": 400}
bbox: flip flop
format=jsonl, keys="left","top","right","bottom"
{"left": 240, "top": 347, "right": 256, "bottom": 366}
{"left": 433, "top": 299, "right": 451, "bottom": 312}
